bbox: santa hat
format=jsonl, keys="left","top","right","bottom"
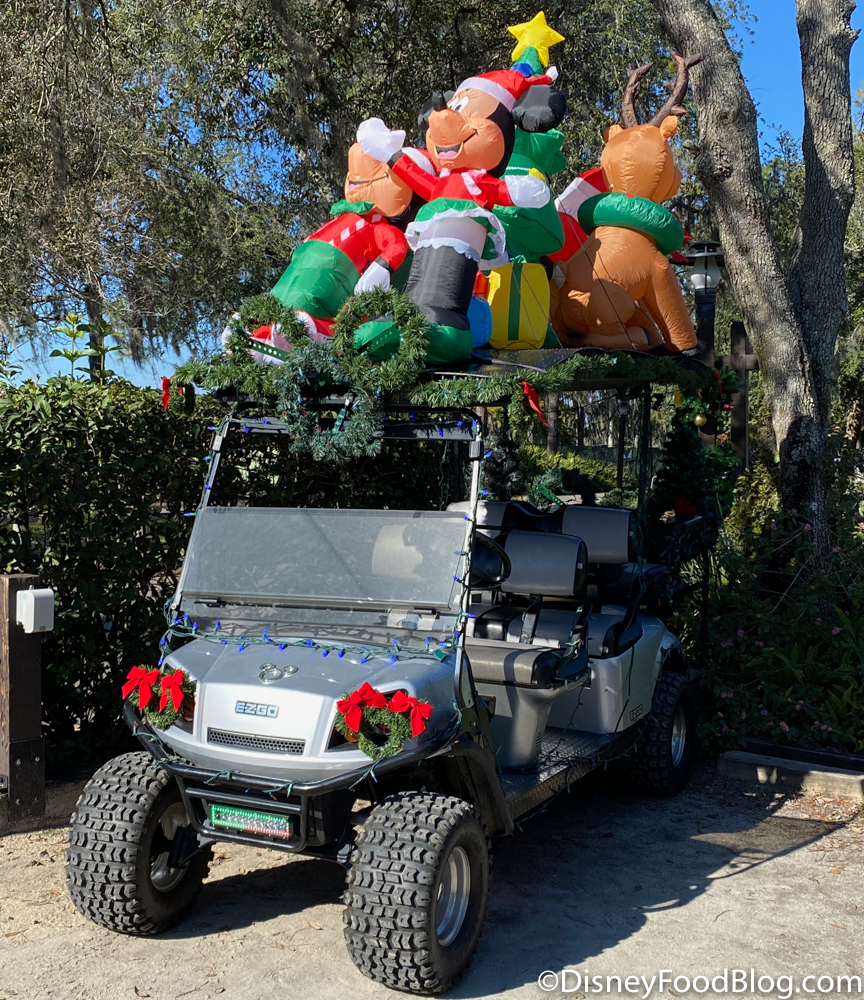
{"left": 455, "top": 67, "right": 558, "bottom": 113}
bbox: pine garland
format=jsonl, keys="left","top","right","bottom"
{"left": 331, "top": 287, "right": 430, "bottom": 396}
{"left": 334, "top": 702, "right": 413, "bottom": 761}
{"left": 174, "top": 288, "right": 737, "bottom": 463}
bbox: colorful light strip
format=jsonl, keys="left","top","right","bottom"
{"left": 209, "top": 804, "right": 294, "bottom": 840}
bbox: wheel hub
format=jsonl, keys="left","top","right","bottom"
{"left": 150, "top": 802, "right": 190, "bottom": 892}
{"left": 436, "top": 845, "right": 471, "bottom": 947}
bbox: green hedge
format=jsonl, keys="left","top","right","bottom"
{"left": 0, "top": 377, "right": 214, "bottom": 763}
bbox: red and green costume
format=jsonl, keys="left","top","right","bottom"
{"left": 270, "top": 200, "right": 410, "bottom": 322}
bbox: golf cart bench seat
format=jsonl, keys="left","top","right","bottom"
{"left": 466, "top": 640, "right": 562, "bottom": 687}
{"left": 449, "top": 500, "right": 674, "bottom": 602}
{"left": 449, "top": 500, "right": 635, "bottom": 564}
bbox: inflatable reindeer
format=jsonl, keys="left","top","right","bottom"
{"left": 550, "top": 52, "right": 701, "bottom": 353}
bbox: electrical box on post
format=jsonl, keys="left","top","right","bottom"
{"left": 15, "top": 588, "right": 55, "bottom": 634}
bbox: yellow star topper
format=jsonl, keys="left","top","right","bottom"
{"left": 508, "top": 11, "right": 565, "bottom": 69}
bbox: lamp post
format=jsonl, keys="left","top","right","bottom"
{"left": 682, "top": 240, "right": 724, "bottom": 367}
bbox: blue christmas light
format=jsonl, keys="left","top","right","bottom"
{"left": 485, "top": 450, "right": 493, "bottom": 458}
{"left": 305, "top": 639, "right": 314, "bottom": 647}
{"left": 337, "top": 650, "right": 345, "bottom": 658}
{"left": 388, "top": 654, "right": 396, "bottom": 664}
{"left": 278, "top": 644, "right": 286, "bottom": 652}
{"left": 214, "top": 621, "right": 221, "bottom": 630}
{"left": 321, "top": 649, "right": 329, "bottom": 657}
{"left": 238, "top": 643, "right": 246, "bottom": 652}
{"left": 221, "top": 639, "right": 228, "bottom": 646}
{"left": 360, "top": 655, "right": 368, "bottom": 664}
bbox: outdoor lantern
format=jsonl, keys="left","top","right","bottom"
{"left": 683, "top": 240, "right": 724, "bottom": 306}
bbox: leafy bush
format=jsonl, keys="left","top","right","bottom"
{"left": 672, "top": 443, "right": 864, "bottom": 753}
{"left": 0, "top": 375, "right": 214, "bottom": 763}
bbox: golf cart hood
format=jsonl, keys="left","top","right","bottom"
{"left": 155, "top": 638, "right": 458, "bottom": 781}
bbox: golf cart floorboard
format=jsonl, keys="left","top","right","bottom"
{"left": 501, "top": 725, "right": 642, "bottom": 820}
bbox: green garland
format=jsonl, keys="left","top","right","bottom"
{"left": 330, "top": 287, "right": 429, "bottom": 396}
{"left": 335, "top": 700, "right": 413, "bottom": 761}
{"left": 124, "top": 667, "right": 196, "bottom": 730}
{"left": 175, "top": 288, "right": 738, "bottom": 461}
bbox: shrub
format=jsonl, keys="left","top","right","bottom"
{"left": 672, "top": 440, "right": 864, "bottom": 754}
{"left": 0, "top": 375, "right": 213, "bottom": 763}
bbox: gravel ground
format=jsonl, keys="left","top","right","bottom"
{"left": 0, "top": 763, "right": 862, "bottom": 1000}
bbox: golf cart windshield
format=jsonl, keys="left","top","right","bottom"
{"left": 177, "top": 506, "right": 468, "bottom": 613}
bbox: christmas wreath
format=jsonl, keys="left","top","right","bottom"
{"left": 335, "top": 682, "right": 433, "bottom": 762}
{"left": 123, "top": 665, "right": 196, "bottom": 730}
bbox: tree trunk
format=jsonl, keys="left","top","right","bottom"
{"left": 82, "top": 281, "right": 104, "bottom": 374}
{"left": 546, "top": 393, "right": 560, "bottom": 453}
{"left": 650, "top": 0, "right": 857, "bottom": 552}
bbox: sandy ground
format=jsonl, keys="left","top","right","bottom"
{"left": 0, "top": 763, "right": 862, "bottom": 1000}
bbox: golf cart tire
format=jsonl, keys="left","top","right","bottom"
{"left": 343, "top": 791, "right": 491, "bottom": 993}
{"left": 65, "top": 751, "right": 211, "bottom": 934}
{"left": 626, "top": 671, "right": 696, "bottom": 796}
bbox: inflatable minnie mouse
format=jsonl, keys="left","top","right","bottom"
{"left": 355, "top": 66, "right": 567, "bottom": 363}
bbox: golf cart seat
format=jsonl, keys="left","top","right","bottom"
{"left": 450, "top": 500, "right": 673, "bottom": 604}
{"left": 448, "top": 500, "right": 636, "bottom": 564}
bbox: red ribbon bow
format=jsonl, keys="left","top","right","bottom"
{"left": 122, "top": 665, "right": 160, "bottom": 711}
{"left": 388, "top": 691, "right": 434, "bottom": 737}
{"left": 336, "top": 682, "right": 388, "bottom": 733}
{"left": 159, "top": 669, "right": 186, "bottom": 713}
{"left": 522, "top": 381, "right": 548, "bottom": 426}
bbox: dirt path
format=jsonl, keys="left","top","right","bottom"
{"left": 1, "top": 764, "right": 862, "bottom": 1000}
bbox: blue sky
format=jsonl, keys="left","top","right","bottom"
{"left": 742, "top": 0, "right": 864, "bottom": 143}
{"left": 16, "top": 0, "right": 864, "bottom": 388}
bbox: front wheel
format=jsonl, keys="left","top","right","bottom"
{"left": 66, "top": 752, "right": 212, "bottom": 934}
{"left": 343, "top": 791, "right": 491, "bottom": 993}
{"left": 625, "top": 670, "right": 696, "bottom": 796}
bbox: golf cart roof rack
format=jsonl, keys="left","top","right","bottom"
{"left": 224, "top": 405, "right": 482, "bottom": 443}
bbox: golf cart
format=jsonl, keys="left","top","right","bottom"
{"left": 66, "top": 358, "right": 704, "bottom": 994}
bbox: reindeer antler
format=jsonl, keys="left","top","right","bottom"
{"left": 621, "top": 63, "right": 653, "bottom": 128}
{"left": 648, "top": 51, "right": 703, "bottom": 127}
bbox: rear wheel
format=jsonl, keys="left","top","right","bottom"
{"left": 343, "top": 791, "right": 491, "bottom": 993}
{"left": 626, "top": 671, "right": 696, "bottom": 796}
{"left": 66, "top": 751, "right": 211, "bottom": 934}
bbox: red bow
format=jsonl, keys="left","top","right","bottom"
{"left": 388, "top": 691, "right": 434, "bottom": 737}
{"left": 159, "top": 669, "right": 186, "bottom": 713}
{"left": 251, "top": 324, "right": 273, "bottom": 342}
{"left": 122, "top": 666, "right": 160, "bottom": 711}
{"left": 161, "top": 377, "right": 171, "bottom": 411}
{"left": 336, "top": 682, "right": 387, "bottom": 732}
{"left": 522, "top": 381, "right": 548, "bottom": 426}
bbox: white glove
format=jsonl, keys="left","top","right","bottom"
{"left": 357, "top": 118, "right": 406, "bottom": 162}
{"left": 505, "top": 174, "right": 551, "bottom": 209}
{"left": 220, "top": 312, "right": 242, "bottom": 352}
{"left": 354, "top": 261, "right": 392, "bottom": 293}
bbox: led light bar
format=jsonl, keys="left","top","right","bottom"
{"left": 208, "top": 804, "right": 294, "bottom": 840}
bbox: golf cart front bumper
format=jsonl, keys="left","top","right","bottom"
{"left": 125, "top": 703, "right": 512, "bottom": 853}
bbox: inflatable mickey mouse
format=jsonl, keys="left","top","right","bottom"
{"left": 355, "top": 66, "right": 567, "bottom": 363}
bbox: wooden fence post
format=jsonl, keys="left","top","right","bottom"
{"left": 0, "top": 574, "right": 45, "bottom": 823}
